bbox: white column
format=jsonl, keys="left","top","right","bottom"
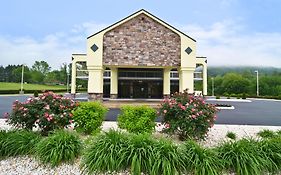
{"left": 71, "top": 61, "right": 76, "bottom": 94}
{"left": 179, "top": 68, "right": 195, "bottom": 93}
{"left": 203, "top": 64, "right": 207, "bottom": 95}
{"left": 110, "top": 67, "right": 118, "bottom": 98}
{"left": 163, "top": 68, "right": 171, "bottom": 97}
{"left": 88, "top": 67, "right": 104, "bottom": 100}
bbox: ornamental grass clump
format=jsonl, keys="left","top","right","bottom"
{"left": 0, "top": 130, "right": 41, "bottom": 157}
{"left": 150, "top": 138, "right": 185, "bottom": 175}
{"left": 182, "top": 140, "right": 223, "bottom": 175}
{"left": 125, "top": 133, "right": 156, "bottom": 175}
{"left": 118, "top": 105, "right": 157, "bottom": 134}
{"left": 81, "top": 130, "right": 129, "bottom": 174}
{"left": 72, "top": 101, "right": 108, "bottom": 135}
{"left": 159, "top": 89, "right": 218, "bottom": 140}
{"left": 258, "top": 137, "right": 281, "bottom": 171}
{"left": 7, "top": 91, "right": 78, "bottom": 135}
{"left": 36, "top": 130, "right": 82, "bottom": 167}
{"left": 226, "top": 131, "right": 237, "bottom": 140}
{"left": 257, "top": 129, "right": 276, "bottom": 139}
{"left": 218, "top": 138, "right": 271, "bottom": 175}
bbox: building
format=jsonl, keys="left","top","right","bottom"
{"left": 71, "top": 9, "right": 207, "bottom": 100}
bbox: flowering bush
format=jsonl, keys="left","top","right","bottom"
{"left": 159, "top": 89, "right": 218, "bottom": 140}
{"left": 7, "top": 91, "right": 78, "bottom": 135}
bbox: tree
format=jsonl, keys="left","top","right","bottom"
{"left": 31, "top": 61, "right": 51, "bottom": 75}
{"left": 221, "top": 73, "right": 250, "bottom": 94}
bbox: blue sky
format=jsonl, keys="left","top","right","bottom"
{"left": 1, "top": 0, "right": 281, "bottom": 69}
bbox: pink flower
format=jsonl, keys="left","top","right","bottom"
{"left": 165, "top": 123, "right": 170, "bottom": 128}
{"left": 163, "top": 110, "right": 167, "bottom": 114}
{"left": 191, "top": 108, "right": 195, "bottom": 112}
{"left": 69, "top": 113, "right": 73, "bottom": 117}
{"left": 191, "top": 115, "right": 197, "bottom": 119}
{"left": 44, "top": 112, "right": 49, "bottom": 118}
{"left": 3, "top": 112, "right": 9, "bottom": 118}
{"left": 44, "top": 105, "right": 50, "bottom": 110}
{"left": 213, "top": 115, "right": 217, "bottom": 120}
{"left": 180, "top": 105, "right": 186, "bottom": 110}
{"left": 69, "top": 120, "right": 73, "bottom": 124}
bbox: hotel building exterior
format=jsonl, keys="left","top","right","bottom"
{"left": 71, "top": 9, "right": 207, "bottom": 100}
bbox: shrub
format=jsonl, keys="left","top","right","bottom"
{"left": 7, "top": 91, "right": 78, "bottom": 135}
{"left": 257, "top": 129, "right": 276, "bottom": 139}
{"left": 82, "top": 130, "right": 185, "bottom": 175}
{"left": 72, "top": 102, "right": 108, "bottom": 135}
{"left": 125, "top": 133, "right": 156, "bottom": 175}
{"left": 182, "top": 140, "right": 223, "bottom": 175}
{"left": 215, "top": 96, "right": 220, "bottom": 99}
{"left": 33, "top": 91, "right": 39, "bottom": 97}
{"left": 226, "top": 131, "right": 237, "bottom": 140}
{"left": 159, "top": 89, "right": 218, "bottom": 140}
{"left": 81, "top": 130, "right": 129, "bottom": 174}
{"left": 242, "top": 93, "right": 247, "bottom": 99}
{"left": 0, "top": 130, "right": 41, "bottom": 157}
{"left": 218, "top": 138, "right": 270, "bottom": 175}
{"left": 36, "top": 130, "right": 82, "bottom": 167}
{"left": 118, "top": 105, "right": 157, "bottom": 134}
{"left": 150, "top": 138, "right": 185, "bottom": 175}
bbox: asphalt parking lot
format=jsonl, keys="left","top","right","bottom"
{"left": 1, "top": 95, "right": 281, "bottom": 126}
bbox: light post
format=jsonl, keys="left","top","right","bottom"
{"left": 65, "top": 63, "right": 70, "bottom": 94}
{"left": 255, "top": 70, "right": 259, "bottom": 96}
{"left": 211, "top": 77, "right": 214, "bottom": 96}
{"left": 20, "top": 64, "right": 25, "bottom": 94}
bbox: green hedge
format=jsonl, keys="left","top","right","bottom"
{"left": 0, "top": 88, "right": 87, "bottom": 94}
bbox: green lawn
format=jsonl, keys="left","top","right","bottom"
{"left": 0, "top": 82, "right": 66, "bottom": 91}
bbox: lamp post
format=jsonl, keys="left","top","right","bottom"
{"left": 65, "top": 63, "right": 70, "bottom": 94}
{"left": 255, "top": 70, "right": 259, "bottom": 96}
{"left": 211, "top": 77, "right": 214, "bottom": 97}
{"left": 20, "top": 64, "right": 25, "bottom": 94}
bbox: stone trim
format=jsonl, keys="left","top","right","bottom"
{"left": 88, "top": 93, "right": 103, "bottom": 101}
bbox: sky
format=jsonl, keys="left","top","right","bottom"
{"left": 0, "top": 0, "right": 281, "bottom": 69}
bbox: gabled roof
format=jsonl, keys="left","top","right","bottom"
{"left": 87, "top": 9, "right": 196, "bottom": 42}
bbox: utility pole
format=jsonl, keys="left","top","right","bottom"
{"left": 255, "top": 70, "right": 259, "bottom": 96}
{"left": 20, "top": 64, "right": 25, "bottom": 94}
{"left": 211, "top": 77, "right": 214, "bottom": 96}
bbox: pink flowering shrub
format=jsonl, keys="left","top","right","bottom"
{"left": 159, "top": 89, "right": 219, "bottom": 140}
{"left": 7, "top": 91, "right": 78, "bottom": 135}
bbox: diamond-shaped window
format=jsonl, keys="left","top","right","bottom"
{"left": 185, "top": 47, "right": 192, "bottom": 55}
{"left": 91, "top": 44, "right": 98, "bottom": 52}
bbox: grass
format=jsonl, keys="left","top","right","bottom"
{"left": 81, "top": 129, "right": 129, "bottom": 174}
{"left": 0, "top": 82, "right": 66, "bottom": 91}
{"left": 226, "top": 131, "right": 237, "bottom": 140}
{"left": 217, "top": 138, "right": 271, "bottom": 175}
{"left": 257, "top": 129, "right": 276, "bottom": 139}
{"left": 182, "top": 140, "right": 223, "bottom": 175}
{"left": 36, "top": 130, "right": 82, "bottom": 167}
{"left": 0, "top": 130, "right": 41, "bottom": 158}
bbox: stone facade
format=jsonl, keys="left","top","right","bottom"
{"left": 103, "top": 14, "right": 181, "bottom": 67}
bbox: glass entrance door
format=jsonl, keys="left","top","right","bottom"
{"left": 133, "top": 81, "right": 148, "bottom": 98}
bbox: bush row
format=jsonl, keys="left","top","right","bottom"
{"left": 83, "top": 130, "right": 281, "bottom": 175}
{"left": 7, "top": 91, "right": 219, "bottom": 141}
{"left": 2, "top": 129, "right": 281, "bottom": 174}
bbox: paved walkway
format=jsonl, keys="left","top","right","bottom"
{"left": 103, "top": 100, "right": 161, "bottom": 108}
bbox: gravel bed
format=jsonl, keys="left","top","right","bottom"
{"left": 1, "top": 119, "right": 281, "bottom": 175}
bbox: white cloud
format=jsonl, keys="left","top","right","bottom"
{"left": 0, "top": 22, "right": 108, "bottom": 70}
{"left": 179, "top": 21, "right": 281, "bottom": 67}
{"left": 0, "top": 20, "right": 281, "bottom": 70}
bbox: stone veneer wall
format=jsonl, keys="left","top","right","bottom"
{"left": 103, "top": 14, "right": 181, "bottom": 67}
